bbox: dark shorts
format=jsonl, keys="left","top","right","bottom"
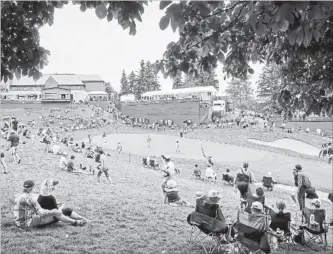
{"left": 0, "top": 152, "right": 4, "bottom": 158}
{"left": 237, "top": 182, "right": 249, "bottom": 199}
{"left": 97, "top": 167, "right": 109, "bottom": 177}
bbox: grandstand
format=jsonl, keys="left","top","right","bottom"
{"left": 141, "top": 86, "right": 217, "bottom": 102}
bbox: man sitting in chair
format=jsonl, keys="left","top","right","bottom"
{"left": 194, "top": 190, "right": 232, "bottom": 241}
{"left": 262, "top": 172, "right": 277, "bottom": 191}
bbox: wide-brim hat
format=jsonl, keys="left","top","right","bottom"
{"left": 251, "top": 201, "right": 263, "bottom": 211}
{"left": 205, "top": 190, "right": 221, "bottom": 204}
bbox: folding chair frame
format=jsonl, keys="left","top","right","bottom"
{"left": 300, "top": 208, "right": 328, "bottom": 251}
{"left": 188, "top": 225, "right": 224, "bottom": 254}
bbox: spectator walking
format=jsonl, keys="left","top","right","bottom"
{"left": 176, "top": 141, "right": 180, "bottom": 153}
{"left": 7, "top": 130, "right": 21, "bottom": 164}
{"left": 97, "top": 150, "right": 114, "bottom": 185}
{"left": 1, "top": 150, "right": 8, "bottom": 174}
{"left": 147, "top": 135, "right": 152, "bottom": 148}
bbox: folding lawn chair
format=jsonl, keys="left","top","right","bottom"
{"left": 244, "top": 193, "right": 265, "bottom": 214}
{"left": 194, "top": 170, "right": 202, "bottom": 180}
{"left": 299, "top": 207, "right": 329, "bottom": 250}
{"left": 232, "top": 209, "right": 271, "bottom": 254}
{"left": 142, "top": 157, "right": 148, "bottom": 167}
{"left": 187, "top": 211, "right": 232, "bottom": 254}
{"left": 262, "top": 176, "right": 275, "bottom": 191}
{"left": 266, "top": 207, "right": 296, "bottom": 250}
{"left": 149, "top": 159, "right": 159, "bottom": 170}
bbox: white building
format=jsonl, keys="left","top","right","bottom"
{"left": 141, "top": 86, "right": 218, "bottom": 102}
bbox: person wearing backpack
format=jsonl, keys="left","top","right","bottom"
{"left": 294, "top": 164, "right": 315, "bottom": 210}
{"left": 234, "top": 162, "right": 256, "bottom": 203}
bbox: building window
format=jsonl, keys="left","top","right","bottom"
{"left": 208, "top": 92, "right": 212, "bottom": 96}
{"left": 61, "top": 94, "right": 66, "bottom": 99}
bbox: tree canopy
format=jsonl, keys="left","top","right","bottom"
{"left": 1, "top": 1, "right": 332, "bottom": 114}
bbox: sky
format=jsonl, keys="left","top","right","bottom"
{"left": 39, "top": 2, "right": 262, "bottom": 93}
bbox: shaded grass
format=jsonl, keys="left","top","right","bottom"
{"left": 1, "top": 134, "right": 332, "bottom": 254}
{"left": 1, "top": 108, "right": 332, "bottom": 254}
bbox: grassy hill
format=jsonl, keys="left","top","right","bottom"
{"left": 1, "top": 124, "right": 332, "bottom": 254}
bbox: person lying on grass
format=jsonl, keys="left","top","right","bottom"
{"left": 37, "top": 178, "right": 89, "bottom": 226}
{"left": 13, "top": 180, "right": 85, "bottom": 228}
{"left": 162, "top": 180, "right": 192, "bottom": 207}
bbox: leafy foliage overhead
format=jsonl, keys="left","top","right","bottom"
{"left": 1, "top": 1, "right": 148, "bottom": 83}
{"left": 155, "top": 1, "right": 333, "bottom": 79}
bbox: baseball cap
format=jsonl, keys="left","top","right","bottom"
{"left": 251, "top": 201, "right": 263, "bottom": 211}
{"left": 23, "top": 180, "right": 34, "bottom": 188}
{"left": 295, "top": 164, "right": 302, "bottom": 171}
{"left": 312, "top": 199, "right": 321, "bottom": 207}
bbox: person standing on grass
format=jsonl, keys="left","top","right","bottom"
{"left": 11, "top": 117, "right": 19, "bottom": 131}
{"left": 201, "top": 145, "right": 213, "bottom": 167}
{"left": 293, "top": 164, "right": 316, "bottom": 211}
{"left": 97, "top": 150, "right": 114, "bottom": 185}
{"left": 116, "top": 142, "right": 122, "bottom": 153}
{"left": 147, "top": 135, "right": 152, "bottom": 148}
{"left": 1, "top": 151, "right": 8, "bottom": 174}
{"left": 234, "top": 162, "right": 255, "bottom": 201}
{"left": 7, "top": 130, "right": 21, "bottom": 164}
{"left": 102, "top": 132, "right": 107, "bottom": 143}
{"left": 88, "top": 134, "right": 92, "bottom": 144}
{"left": 176, "top": 140, "right": 180, "bottom": 153}
{"left": 13, "top": 180, "right": 85, "bottom": 228}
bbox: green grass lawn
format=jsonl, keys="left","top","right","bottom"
{"left": 1, "top": 125, "right": 332, "bottom": 254}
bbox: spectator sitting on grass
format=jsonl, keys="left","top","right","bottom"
{"left": 163, "top": 180, "right": 192, "bottom": 207}
{"left": 205, "top": 164, "right": 217, "bottom": 181}
{"left": 222, "top": 169, "right": 234, "bottom": 185}
{"left": 59, "top": 152, "right": 68, "bottom": 171}
{"left": 13, "top": 180, "right": 84, "bottom": 228}
{"left": 37, "top": 178, "right": 89, "bottom": 225}
{"left": 193, "top": 164, "right": 201, "bottom": 179}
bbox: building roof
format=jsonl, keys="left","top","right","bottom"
{"left": 141, "top": 86, "right": 217, "bottom": 97}
{"left": 88, "top": 91, "right": 108, "bottom": 95}
{"left": 48, "top": 74, "right": 83, "bottom": 85}
{"left": 41, "top": 87, "right": 70, "bottom": 91}
{"left": 9, "top": 75, "right": 51, "bottom": 86}
{"left": 5, "top": 91, "right": 41, "bottom": 95}
{"left": 77, "top": 74, "right": 104, "bottom": 82}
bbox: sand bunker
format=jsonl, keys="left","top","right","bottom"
{"left": 247, "top": 138, "right": 321, "bottom": 156}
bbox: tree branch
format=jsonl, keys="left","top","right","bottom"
{"left": 202, "top": 1, "right": 246, "bottom": 20}
{"left": 183, "top": 2, "right": 248, "bottom": 54}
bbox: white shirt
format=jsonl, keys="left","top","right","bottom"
{"left": 166, "top": 161, "right": 175, "bottom": 176}
{"left": 100, "top": 154, "right": 107, "bottom": 168}
{"left": 59, "top": 156, "right": 68, "bottom": 170}
{"left": 205, "top": 167, "right": 216, "bottom": 178}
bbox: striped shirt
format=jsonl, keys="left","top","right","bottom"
{"left": 13, "top": 192, "right": 46, "bottom": 228}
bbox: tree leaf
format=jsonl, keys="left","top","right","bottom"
{"left": 255, "top": 22, "right": 267, "bottom": 36}
{"left": 312, "top": 29, "right": 321, "bottom": 43}
{"left": 33, "top": 71, "right": 40, "bottom": 82}
{"left": 15, "top": 69, "right": 21, "bottom": 80}
{"left": 287, "top": 29, "right": 296, "bottom": 45}
{"left": 160, "top": 1, "right": 172, "bottom": 10}
{"left": 217, "top": 52, "right": 225, "bottom": 63}
{"left": 170, "top": 15, "right": 177, "bottom": 32}
{"left": 95, "top": 3, "right": 107, "bottom": 19}
{"left": 296, "top": 27, "right": 304, "bottom": 46}
{"left": 278, "top": 19, "right": 289, "bottom": 32}
{"left": 159, "top": 15, "right": 170, "bottom": 30}
{"left": 248, "top": 68, "right": 254, "bottom": 74}
{"left": 303, "top": 24, "right": 312, "bottom": 48}
{"left": 80, "top": 3, "right": 86, "bottom": 12}
{"left": 107, "top": 12, "right": 113, "bottom": 22}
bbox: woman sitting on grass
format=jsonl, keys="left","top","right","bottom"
{"left": 37, "top": 178, "right": 90, "bottom": 226}
{"left": 163, "top": 180, "right": 192, "bottom": 207}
